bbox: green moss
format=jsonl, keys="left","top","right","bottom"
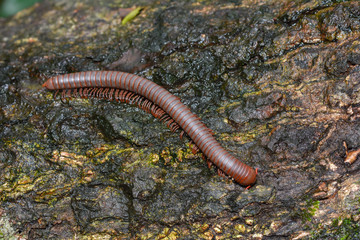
{"left": 299, "top": 199, "right": 320, "bottom": 222}
{"left": 311, "top": 218, "right": 360, "bottom": 240}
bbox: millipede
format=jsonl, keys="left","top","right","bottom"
{"left": 43, "top": 71, "right": 257, "bottom": 187}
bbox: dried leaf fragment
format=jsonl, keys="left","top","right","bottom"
{"left": 343, "top": 141, "right": 360, "bottom": 165}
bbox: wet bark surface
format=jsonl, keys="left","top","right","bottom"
{"left": 1, "top": 0, "right": 360, "bottom": 239}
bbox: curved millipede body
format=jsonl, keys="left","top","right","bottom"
{"left": 43, "top": 71, "right": 257, "bottom": 186}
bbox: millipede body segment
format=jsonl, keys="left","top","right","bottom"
{"left": 43, "top": 71, "right": 257, "bottom": 186}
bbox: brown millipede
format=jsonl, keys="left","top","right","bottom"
{"left": 43, "top": 71, "right": 257, "bottom": 186}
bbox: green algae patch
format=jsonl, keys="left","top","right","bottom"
{"left": 86, "top": 144, "right": 135, "bottom": 164}
{"left": 0, "top": 174, "right": 36, "bottom": 200}
{"left": 33, "top": 172, "right": 79, "bottom": 203}
{"left": 221, "top": 123, "right": 271, "bottom": 144}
